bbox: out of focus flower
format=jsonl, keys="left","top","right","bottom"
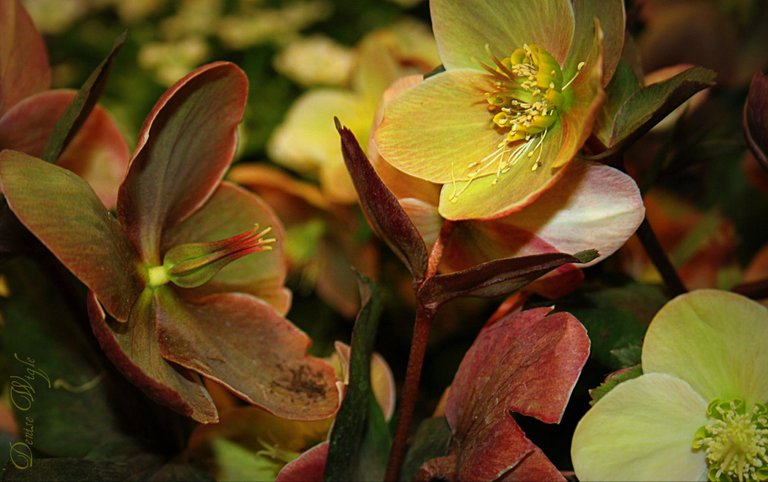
{"left": 572, "top": 290, "right": 768, "bottom": 481}
{"left": 138, "top": 37, "right": 210, "bottom": 87}
{"left": 269, "top": 20, "right": 440, "bottom": 203}
{"left": 274, "top": 35, "right": 354, "bottom": 88}
{"left": 2, "top": 0, "right": 128, "bottom": 207}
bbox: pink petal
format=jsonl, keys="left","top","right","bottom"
{"left": 275, "top": 442, "right": 328, "bottom": 482}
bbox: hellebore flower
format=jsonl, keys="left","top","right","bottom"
{"left": 375, "top": 0, "right": 626, "bottom": 220}
{"left": 572, "top": 290, "right": 768, "bottom": 481}
{"left": 0, "top": 62, "right": 339, "bottom": 423}
{"left": 0, "top": 0, "right": 128, "bottom": 207}
{"left": 268, "top": 21, "right": 440, "bottom": 203}
{"left": 416, "top": 306, "right": 590, "bottom": 481}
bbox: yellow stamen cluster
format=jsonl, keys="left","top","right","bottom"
{"left": 484, "top": 44, "right": 564, "bottom": 145}
{"left": 693, "top": 398, "right": 768, "bottom": 482}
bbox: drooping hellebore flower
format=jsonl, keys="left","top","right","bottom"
{"left": 0, "top": 0, "right": 128, "bottom": 207}
{"left": 0, "top": 62, "right": 339, "bottom": 423}
{"left": 572, "top": 290, "right": 768, "bottom": 481}
{"left": 375, "top": 0, "right": 625, "bottom": 220}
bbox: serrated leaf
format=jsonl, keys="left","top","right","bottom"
{"left": 418, "top": 250, "right": 598, "bottom": 306}
{"left": 40, "top": 31, "right": 125, "bottom": 164}
{"left": 324, "top": 274, "right": 387, "bottom": 481}
{"left": 588, "top": 365, "right": 643, "bottom": 405}
{"left": 336, "top": 120, "right": 428, "bottom": 281}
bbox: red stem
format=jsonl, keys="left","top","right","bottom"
{"left": 385, "top": 301, "right": 435, "bottom": 482}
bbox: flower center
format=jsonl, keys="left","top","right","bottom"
{"left": 484, "top": 44, "right": 565, "bottom": 146}
{"left": 146, "top": 224, "right": 275, "bottom": 289}
{"left": 692, "top": 398, "right": 768, "bottom": 482}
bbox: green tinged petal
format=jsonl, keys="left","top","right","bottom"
{"left": 564, "top": 0, "right": 625, "bottom": 85}
{"left": 642, "top": 290, "right": 768, "bottom": 407}
{"left": 430, "top": 0, "right": 575, "bottom": 69}
{"left": 0, "top": 151, "right": 141, "bottom": 321}
{"left": 118, "top": 62, "right": 248, "bottom": 263}
{"left": 572, "top": 373, "right": 708, "bottom": 481}
{"left": 376, "top": 69, "right": 503, "bottom": 184}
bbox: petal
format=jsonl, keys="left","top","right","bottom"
{"left": 87, "top": 291, "right": 218, "bottom": 423}
{"left": 117, "top": 62, "right": 248, "bottom": 263}
{"left": 498, "top": 447, "right": 563, "bottom": 482}
{"left": 375, "top": 69, "right": 504, "bottom": 184}
{"left": 436, "top": 122, "right": 566, "bottom": 220}
{"left": 155, "top": 290, "right": 340, "bottom": 421}
{"left": 161, "top": 182, "right": 291, "bottom": 315}
{"left": 571, "top": 373, "right": 708, "bottom": 481}
{"left": 0, "top": 151, "right": 141, "bottom": 321}
{"left": 490, "top": 161, "right": 643, "bottom": 266}
{"left": 642, "top": 290, "right": 768, "bottom": 407}
{"left": 564, "top": 0, "right": 625, "bottom": 85}
{"left": 332, "top": 342, "right": 396, "bottom": 421}
{"left": 0, "top": 0, "right": 50, "bottom": 115}
{"left": 430, "top": 0, "right": 574, "bottom": 70}
{"left": 268, "top": 89, "right": 369, "bottom": 203}
{"left": 0, "top": 90, "right": 129, "bottom": 207}
{"left": 275, "top": 441, "right": 328, "bottom": 482}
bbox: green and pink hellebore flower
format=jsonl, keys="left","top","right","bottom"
{"left": 0, "top": 0, "right": 128, "bottom": 207}
{"left": 572, "top": 290, "right": 768, "bottom": 481}
{"left": 0, "top": 62, "right": 339, "bottom": 423}
{"left": 375, "top": 0, "right": 626, "bottom": 221}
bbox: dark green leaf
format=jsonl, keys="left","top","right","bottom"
{"left": 588, "top": 365, "right": 643, "bottom": 405}
{"left": 41, "top": 31, "right": 126, "bottom": 164}
{"left": 336, "top": 120, "right": 429, "bottom": 281}
{"left": 594, "top": 59, "right": 642, "bottom": 148}
{"left": 556, "top": 281, "right": 669, "bottom": 370}
{"left": 401, "top": 417, "right": 452, "bottom": 482}
{"left": 594, "top": 66, "right": 716, "bottom": 157}
{"left": 418, "top": 250, "right": 598, "bottom": 306}
{"left": 324, "top": 273, "right": 385, "bottom": 481}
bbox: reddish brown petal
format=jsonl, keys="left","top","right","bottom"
{"left": 155, "top": 290, "right": 340, "bottom": 421}
{"left": 161, "top": 182, "right": 291, "bottom": 314}
{"left": 445, "top": 307, "right": 590, "bottom": 480}
{"left": 497, "top": 447, "right": 564, "bottom": 482}
{"left": 0, "top": 0, "right": 50, "bottom": 116}
{"left": 118, "top": 62, "right": 248, "bottom": 263}
{"left": 87, "top": 291, "right": 218, "bottom": 423}
{"left": 0, "top": 89, "right": 129, "bottom": 207}
{"left": 0, "top": 151, "right": 141, "bottom": 321}
{"left": 275, "top": 442, "right": 328, "bottom": 482}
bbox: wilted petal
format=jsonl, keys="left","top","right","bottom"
{"left": 118, "top": 62, "right": 248, "bottom": 262}
{"left": 642, "top": 290, "right": 768, "bottom": 407}
{"left": 571, "top": 373, "right": 708, "bottom": 481}
{"left": 0, "top": 151, "right": 141, "bottom": 321}
{"left": 155, "top": 290, "right": 340, "bottom": 421}
{"left": 87, "top": 291, "right": 218, "bottom": 423}
{"left": 161, "top": 182, "right": 291, "bottom": 314}
{"left": 430, "top": 0, "right": 575, "bottom": 69}
{"left": 0, "top": 0, "right": 50, "bottom": 115}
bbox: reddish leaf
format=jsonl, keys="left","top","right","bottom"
{"left": 419, "top": 250, "right": 597, "bottom": 306}
{"left": 0, "top": 151, "right": 142, "bottom": 321}
{"left": 275, "top": 442, "right": 328, "bottom": 482}
{"left": 154, "top": 290, "right": 340, "bottom": 421}
{"left": 0, "top": 0, "right": 50, "bottom": 116}
{"left": 118, "top": 62, "right": 248, "bottom": 263}
{"left": 745, "top": 72, "right": 768, "bottom": 172}
{"left": 336, "top": 120, "right": 428, "bottom": 281}
{"left": 440, "top": 307, "right": 590, "bottom": 480}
